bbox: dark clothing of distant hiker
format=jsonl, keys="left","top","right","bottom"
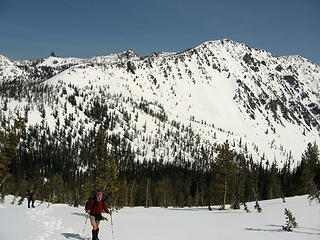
{"left": 26, "top": 190, "right": 35, "bottom": 208}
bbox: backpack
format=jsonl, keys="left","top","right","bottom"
{"left": 85, "top": 192, "right": 109, "bottom": 210}
{"left": 102, "top": 194, "right": 109, "bottom": 202}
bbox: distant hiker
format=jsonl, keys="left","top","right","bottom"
{"left": 85, "top": 190, "right": 112, "bottom": 240}
{"left": 26, "top": 189, "right": 35, "bottom": 208}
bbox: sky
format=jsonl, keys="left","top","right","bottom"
{"left": 0, "top": 0, "right": 319, "bottom": 64}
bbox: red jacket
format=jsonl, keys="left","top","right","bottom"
{"left": 85, "top": 199, "right": 110, "bottom": 215}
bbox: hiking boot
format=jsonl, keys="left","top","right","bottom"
{"left": 96, "top": 228, "right": 100, "bottom": 240}
{"left": 92, "top": 229, "right": 96, "bottom": 240}
{"left": 92, "top": 229, "right": 99, "bottom": 240}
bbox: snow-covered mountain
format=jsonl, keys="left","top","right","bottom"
{"left": 1, "top": 39, "right": 320, "bottom": 166}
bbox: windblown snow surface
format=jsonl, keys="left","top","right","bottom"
{"left": 0, "top": 195, "right": 319, "bottom": 240}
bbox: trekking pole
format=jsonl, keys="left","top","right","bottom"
{"left": 110, "top": 213, "right": 115, "bottom": 240}
{"left": 82, "top": 214, "right": 89, "bottom": 237}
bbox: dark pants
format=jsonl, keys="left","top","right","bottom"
{"left": 28, "top": 198, "right": 35, "bottom": 208}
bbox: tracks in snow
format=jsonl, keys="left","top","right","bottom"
{"left": 26, "top": 204, "right": 89, "bottom": 240}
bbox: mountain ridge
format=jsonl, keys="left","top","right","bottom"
{"left": 2, "top": 39, "right": 318, "bottom": 66}
{"left": 0, "top": 39, "right": 320, "bottom": 166}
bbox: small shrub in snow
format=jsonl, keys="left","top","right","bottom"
{"left": 282, "top": 208, "right": 297, "bottom": 231}
{"left": 242, "top": 202, "right": 250, "bottom": 213}
{"left": 308, "top": 189, "right": 320, "bottom": 204}
{"left": 254, "top": 200, "right": 262, "bottom": 212}
{"left": 11, "top": 195, "right": 17, "bottom": 205}
{"left": 18, "top": 197, "right": 24, "bottom": 205}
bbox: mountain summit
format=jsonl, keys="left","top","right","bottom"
{"left": 49, "top": 51, "right": 56, "bottom": 57}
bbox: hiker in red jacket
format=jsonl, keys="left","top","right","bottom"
{"left": 85, "top": 191, "right": 112, "bottom": 240}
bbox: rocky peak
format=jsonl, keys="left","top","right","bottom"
{"left": 49, "top": 51, "right": 56, "bottom": 57}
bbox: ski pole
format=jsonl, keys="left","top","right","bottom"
{"left": 110, "top": 213, "right": 115, "bottom": 240}
{"left": 82, "top": 214, "right": 89, "bottom": 237}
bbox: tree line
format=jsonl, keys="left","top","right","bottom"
{"left": 0, "top": 121, "right": 319, "bottom": 209}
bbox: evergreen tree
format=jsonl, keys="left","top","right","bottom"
{"left": 279, "top": 159, "right": 294, "bottom": 197}
{"left": 254, "top": 200, "right": 262, "bottom": 212}
{"left": 155, "top": 177, "right": 173, "bottom": 208}
{"left": 299, "top": 142, "right": 320, "bottom": 193}
{"left": 307, "top": 182, "right": 320, "bottom": 204}
{"left": 232, "top": 154, "right": 247, "bottom": 209}
{"left": 0, "top": 119, "right": 25, "bottom": 186}
{"left": 47, "top": 174, "right": 65, "bottom": 204}
{"left": 94, "top": 126, "right": 119, "bottom": 207}
{"left": 214, "top": 141, "right": 237, "bottom": 210}
{"left": 282, "top": 208, "right": 297, "bottom": 231}
{"left": 242, "top": 202, "right": 250, "bottom": 213}
{"left": 267, "top": 162, "right": 281, "bottom": 199}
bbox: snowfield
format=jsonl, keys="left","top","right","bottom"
{"left": 0, "top": 195, "right": 319, "bottom": 240}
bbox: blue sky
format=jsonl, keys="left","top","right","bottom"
{"left": 0, "top": 0, "right": 319, "bottom": 64}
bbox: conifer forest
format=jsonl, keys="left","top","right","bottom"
{"left": 0, "top": 118, "right": 319, "bottom": 209}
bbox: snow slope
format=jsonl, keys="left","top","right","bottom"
{"left": 0, "top": 195, "right": 319, "bottom": 240}
{"left": 1, "top": 39, "right": 320, "bottom": 166}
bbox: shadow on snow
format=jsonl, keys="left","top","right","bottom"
{"left": 62, "top": 232, "right": 90, "bottom": 240}
{"left": 245, "top": 225, "right": 320, "bottom": 236}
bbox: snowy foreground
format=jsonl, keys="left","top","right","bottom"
{"left": 0, "top": 195, "right": 319, "bottom": 240}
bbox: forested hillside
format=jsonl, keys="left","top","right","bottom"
{"left": 0, "top": 40, "right": 319, "bottom": 207}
